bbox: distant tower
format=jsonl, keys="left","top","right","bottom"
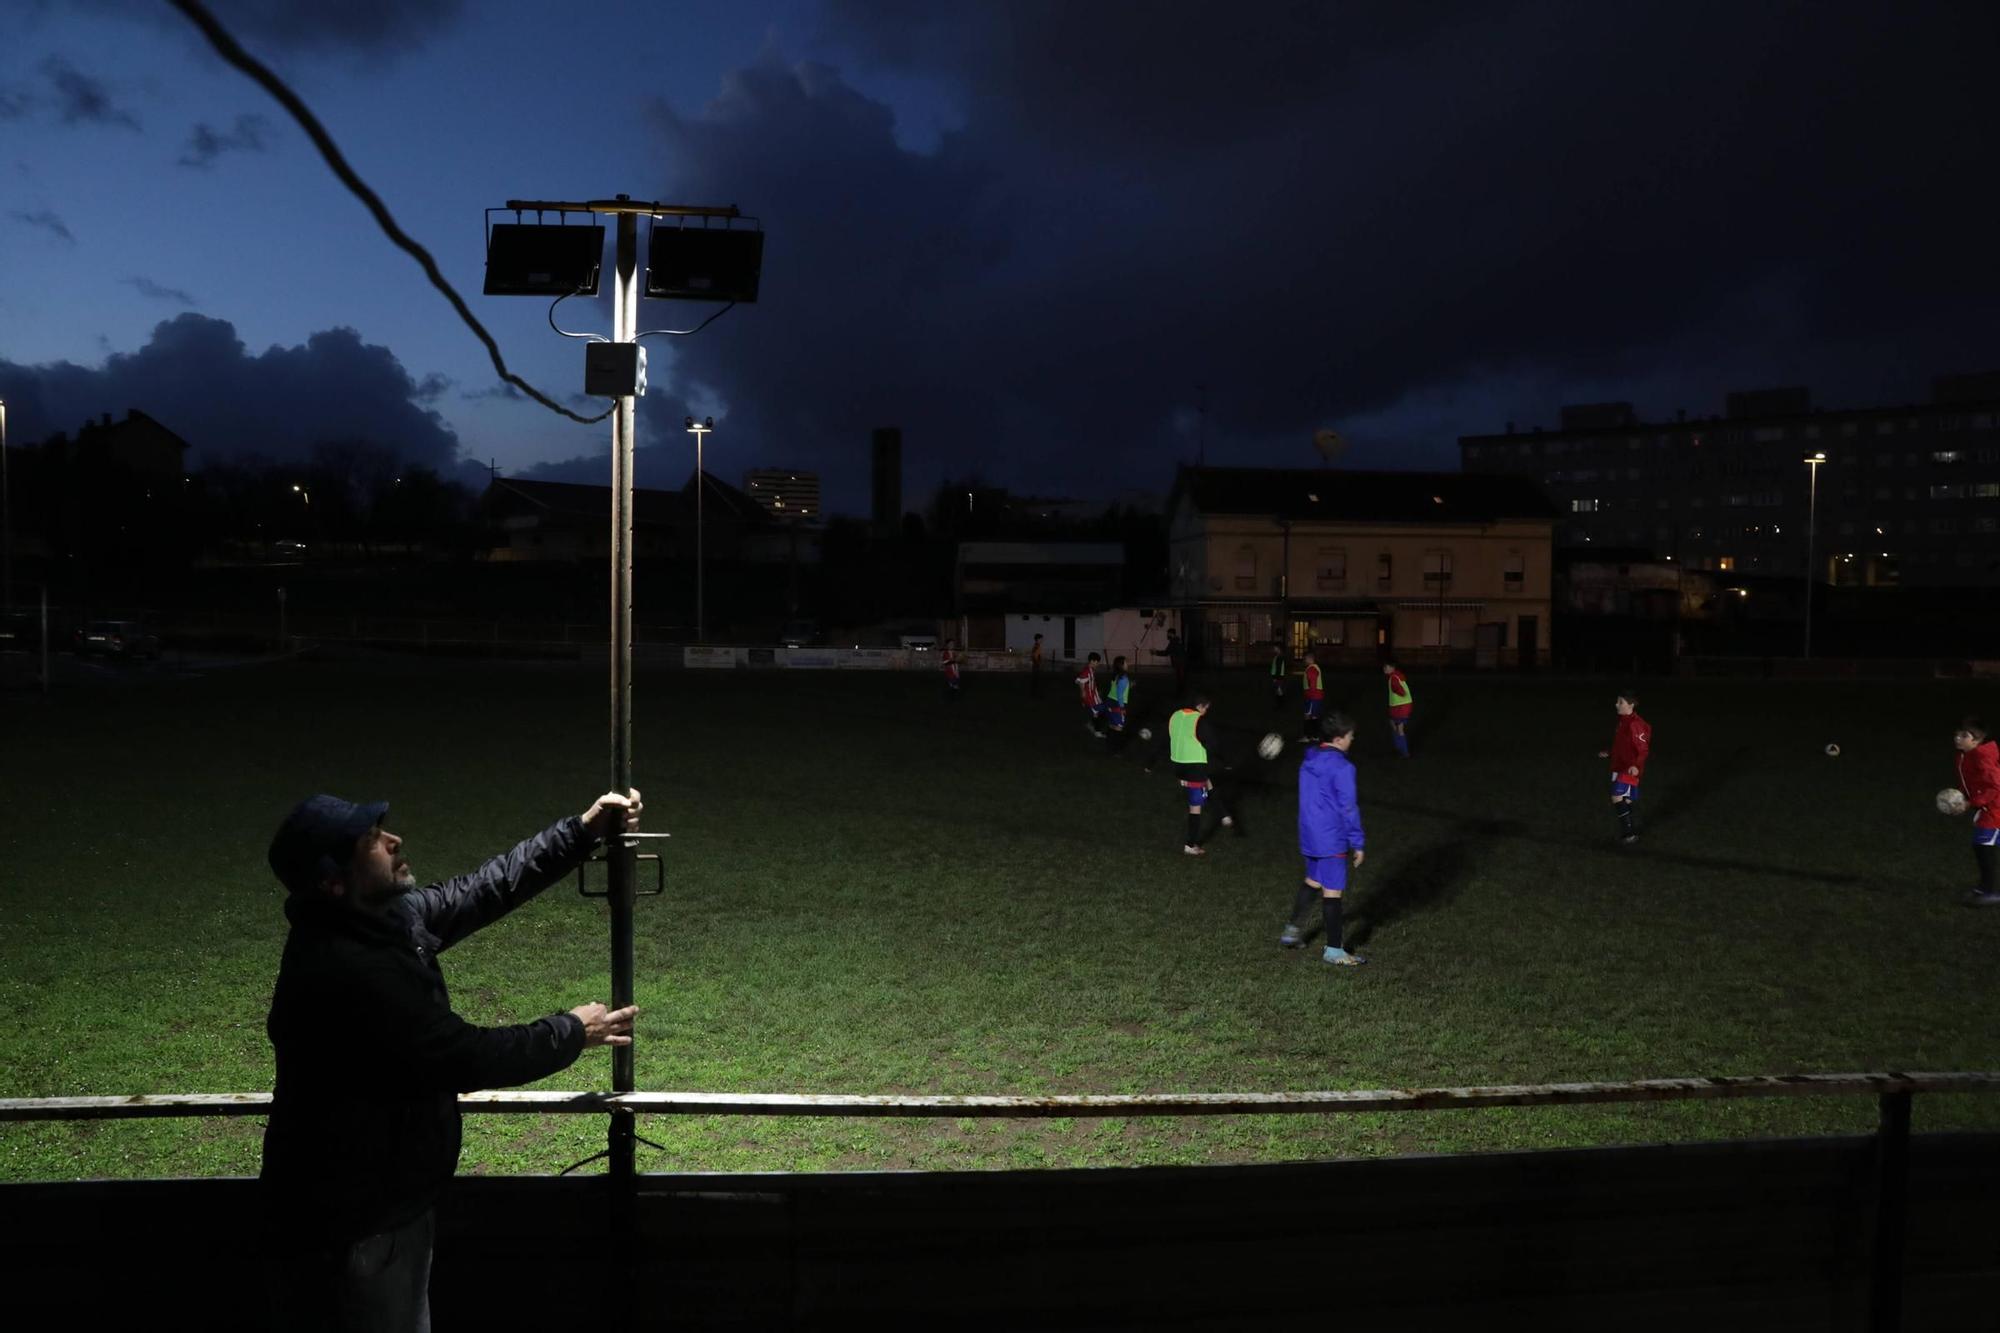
{"left": 872, "top": 427, "right": 902, "bottom": 537}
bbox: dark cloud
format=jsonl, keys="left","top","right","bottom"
{"left": 597, "top": 1, "right": 2000, "bottom": 512}
{"left": 412, "top": 372, "right": 452, "bottom": 402}
{"left": 460, "top": 382, "right": 524, "bottom": 402}
{"left": 177, "top": 112, "right": 272, "bottom": 168}
{"left": 0, "top": 87, "right": 29, "bottom": 120}
{"left": 39, "top": 56, "right": 141, "bottom": 130}
{"left": 0, "top": 314, "right": 460, "bottom": 472}
{"left": 9, "top": 209, "right": 75, "bottom": 244}
{"left": 121, "top": 276, "right": 200, "bottom": 307}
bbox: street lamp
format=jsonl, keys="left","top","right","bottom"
{"left": 1803, "top": 451, "right": 1825, "bottom": 658}
{"left": 685, "top": 416, "right": 714, "bottom": 641}
{"left": 291, "top": 483, "right": 311, "bottom": 505}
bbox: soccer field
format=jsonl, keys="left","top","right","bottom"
{"left": 3, "top": 655, "right": 1998, "bottom": 1180}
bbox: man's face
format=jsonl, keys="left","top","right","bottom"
{"left": 334, "top": 824, "right": 415, "bottom": 910}
{"left": 1955, "top": 728, "right": 1984, "bottom": 752}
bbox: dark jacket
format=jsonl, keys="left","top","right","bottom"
{"left": 261, "top": 817, "right": 594, "bottom": 1245}
{"left": 1298, "top": 744, "right": 1364, "bottom": 857}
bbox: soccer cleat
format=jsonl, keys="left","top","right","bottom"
{"left": 1322, "top": 947, "right": 1366, "bottom": 966}
{"left": 1182, "top": 844, "right": 1206, "bottom": 857}
{"left": 1620, "top": 833, "right": 1639, "bottom": 845}
{"left": 1966, "top": 890, "right": 2000, "bottom": 908}
{"left": 1278, "top": 924, "right": 1304, "bottom": 948}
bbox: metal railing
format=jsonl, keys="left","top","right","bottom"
{"left": 6, "top": 1070, "right": 1995, "bottom": 1333}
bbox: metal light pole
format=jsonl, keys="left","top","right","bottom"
{"left": 607, "top": 204, "right": 640, "bottom": 1200}
{"left": 1, "top": 397, "right": 11, "bottom": 615}
{"left": 685, "top": 416, "right": 712, "bottom": 641}
{"left": 1803, "top": 451, "right": 1825, "bottom": 659}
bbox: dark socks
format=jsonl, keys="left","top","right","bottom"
{"left": 1977, "top": 843, "right": 1996, "bottom": 892}
{"left": 1186, "top": 811, "right": 1201, "bottom": 846}
{"left": 1617, "top": 802, "right": 1637, "bottom": 838}
{"left": 1322, "top": 893, "right": 1344, "bottom": 951}
{"left": 1290, "top": 881, "right": 1319, "bottom": 927}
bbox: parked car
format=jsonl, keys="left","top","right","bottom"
{"left": 0, "top": 610, "right": 41, "bottom": 654}
{"left": 73, "top": 619, "right": 160, "bottom": 660}
{"left": 777, "top": 619, "right": 823, "bottom": 647}
{"left": 895, "top": 623, "right": 939, "bottom": 651}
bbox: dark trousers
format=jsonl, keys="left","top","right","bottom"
{"left": 267, "top": 1208, "right": 434, "bottom": 1332}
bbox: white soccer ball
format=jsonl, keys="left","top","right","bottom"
{"left": 1138, "top": 727, "right": 1153, "bottom": 742}
{"left": 1936, "top": 787, "right": 1969, "bottom": 816}
{"left": 1258, "top": 733, "right": 1285, "bottom": 760}
{"left": 1824, "top": 743, "right": 1840, "bottom": 758}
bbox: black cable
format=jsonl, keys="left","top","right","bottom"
{"left": 637, "top": 302, "right": 735, "bottom": 340}
{"left": 166, "top": 0, "right": 615, "bottom": 426}
{"left": 549, "top": 289, "right": 608, "bottom": 343}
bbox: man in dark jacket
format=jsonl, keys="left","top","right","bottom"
{"left": 261, "top": 790, "right": 641, "bottom": 1330}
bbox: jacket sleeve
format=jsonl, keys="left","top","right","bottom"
{"left": 1631, "top": 722, "right": 1651, "bottom": 766}
{"left": 1334, "top": 762, "right": 1364, "bottom": 851}
{"left": 352, "top": 963, "right": 587, "bottom": 1092}
{"left": 414, "top": 816, "right": 595, "bottom": 952}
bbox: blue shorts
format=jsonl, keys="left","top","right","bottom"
{"left": 1304, "top": 854, "right": 1349, "bottom": 892}
{"left": 1976, "top": 826, "right": 2000, "bottom": 848}
{"left": 1181, "top": 778, "right": 1211, "bottom": 808}
{"left": 1611, "top": 779, "right": 1641, "bottom": 802}
{"left": 1304, "top": 698, "right": 1323, "bottom": 719}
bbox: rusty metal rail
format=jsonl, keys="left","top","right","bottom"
{"left": 3, "top": 1069, "right": 1996, "bottom": 1123}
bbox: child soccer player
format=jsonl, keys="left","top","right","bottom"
{"left": 942, "top": 639, "right": 961, "bottom": 699}
{"left": 1281, "top": 710, "right": 1367, "bottom": 965}
{"left": 1029, "top": 632, "right": 1045, "bottom": 697}
{"left": 1383, "top": 660, "right": 1413, "bottom": 758}
{"left": 1952, "top": 717, "right": 2000, "bottom": 906}
{"left": 1075, "top": 652, "right": 1106, "bottom": 736}
{"left": 1105, "top": 655, "right": 1132, "bottom": 744}
{"left": 1598, "top": 690, "right": 1651, "bottom": 844}
{"left": 1270, "top": 642, "right": 1288, "bottom": 710}
{"left": 1168, "top": 694, "right": 1217, "bottom": 856}
{"left": 1300, "top": 649, "right": 1323, "bottom": 740}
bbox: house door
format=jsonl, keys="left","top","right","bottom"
{"left": 1518, "top": 615, "right": 1538, "bottom": 671}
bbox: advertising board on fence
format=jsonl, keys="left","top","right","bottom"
{"left": 842, "top": 649, "right": 900, "bottom": 669}
{"left": 784, "top": 649, "right": 839, "bottom": 669}
{"left": 684, "top": 646, "right": 739, "bottom": 669}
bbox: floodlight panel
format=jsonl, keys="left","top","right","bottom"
{"left": 646, "top": 226, "right": 763, "bottom": 303}
{"left": 484, "top": 223, "right": 606, "bottom": 297}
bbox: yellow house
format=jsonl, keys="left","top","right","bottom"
{"left": 1165, "top": 466, "right": 1557, "bottom": 668}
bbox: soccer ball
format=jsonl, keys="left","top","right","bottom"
{"left": 1138, "top": 727, "right": 1153, "bottom": 742}
{"left": 1936, "top": 788, "right": 1969, "bottom": 816}
{"left": 1824, "top": 743, "right": 1840, "bottom": 758}
{"left": 1258, "top": 733, "right": 1285, "bottom": 760}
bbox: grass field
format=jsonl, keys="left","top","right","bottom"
{"left": 4, "top": 653, "right": 1999, "bottom": 1181}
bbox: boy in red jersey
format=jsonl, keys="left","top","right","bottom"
{"left": 1075, "top": 651, "right": 1106, "bottom": 737}
{"left": 942, "top": 639, "right": 961, "bottom": 699}
{"left": 1299, "top": 649, "right": 1324, "bottom": 741}
{"left": 1597, "top": 690, "right": 1651, "bottom": 844}
{"left": 1952, "top": 717, "right": 2000, "bottom": 905}
{"left": 1383, "top": 661, "right": 1413, "bottom": 758}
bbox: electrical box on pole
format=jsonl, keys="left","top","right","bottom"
{"left": 585, "top": 343, "right": 647, "bottom": 398}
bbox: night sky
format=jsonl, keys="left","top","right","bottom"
{"left": 3, "top": 0, "right": 1997, "bottom": 515}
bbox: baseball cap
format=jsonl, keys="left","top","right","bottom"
{"left": 268, "top": 795, "right": 389, "bottom": 894}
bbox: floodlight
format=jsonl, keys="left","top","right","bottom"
{"left": 483, "top": 222, "right": 606, "bottom": 296}
{"left": 646, "top": 222, "right": 763, "bottom": 302}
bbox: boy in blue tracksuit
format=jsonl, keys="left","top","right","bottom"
{"left": 1281, "top": 710, "right": 1368, "bottom": 966}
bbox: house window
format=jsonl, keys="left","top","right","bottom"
{"left": 1309, "top": 619, "right": 1347, "bottom": 647}
{"left": 1504, "top": 553, "right": 1525, "bottom": 591}
{"left": 1976, "top": 483, "right": 2000, "bottom": 498}
{"left": 1376, "top": 554, "right": 1393, "bottom": 591}
{"left": 1422, "top": 551, "right": 1453, "bottom": 588}
{"left": 1218, "top": 616, "right": 1243, "bottom": 644}
{"left": 1234, "top": 544, "right": 1257, "bottom": 591}
{"left": 1717, "top": 555, "right": 1736, "bottom": 571}
{"left": 1933, "top": 451, "right": 1966, "bottom": 465}
{"left": 1932, "top": 484, "right": 1967, "bottom": 499}
{"left": 1315, "top": 548, "right": 1347, "bottom": 591}
{"left": 1570, "top": 498, "right": 1598, "bottom": 513}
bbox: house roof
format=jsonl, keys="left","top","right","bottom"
{"left": 1171, "top": 466, "right": 1559, "bottom": 523}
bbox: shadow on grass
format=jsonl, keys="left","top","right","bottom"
{"left": 1642, "top": 744, "right": 1755, "bottom": 831}
{"left": 1341, "top": 817, "right": 1519, "bottom": 949}
{"left": 1365, "top": 793, "right": 1863, "bottom": 887}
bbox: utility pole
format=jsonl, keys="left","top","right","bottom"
{"left": 606, "top": 202, "right": 640, "bottom": 1214}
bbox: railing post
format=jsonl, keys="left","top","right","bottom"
{"left": 1868, "top": 1089, "right": 1912, "bottom": 1332}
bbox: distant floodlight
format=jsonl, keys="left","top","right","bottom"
{"left": 647, "top": 221, "right": 763, "bottom": 302}
{"left": 483, "top": 222, "right": 605, "bottom": 296}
